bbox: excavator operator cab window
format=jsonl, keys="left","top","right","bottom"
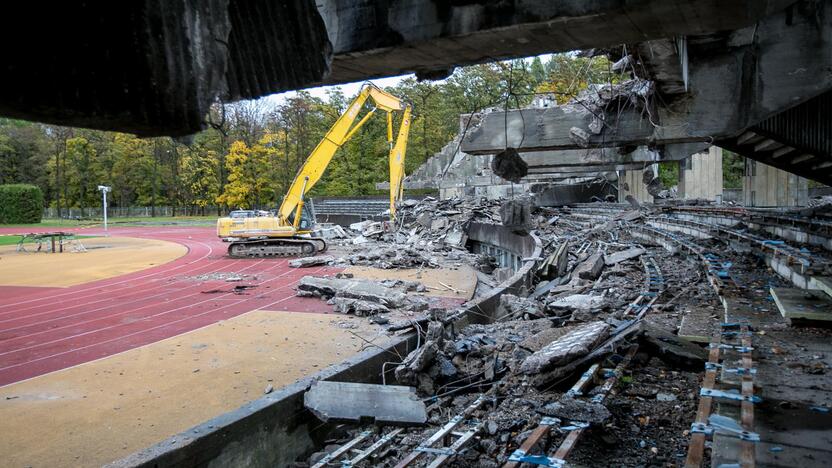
{"left": 287, "top": 203, "right": 315, "bottom": 231}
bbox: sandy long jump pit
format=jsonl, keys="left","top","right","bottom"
{"left": 0, "top": 236, "right": 188, "bottom": 287}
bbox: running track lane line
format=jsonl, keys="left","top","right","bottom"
{"left": 0, "top": 257, "right": 275, "bottom": 344}
{"left": 0, "top": 256, "right": 260, "bottom": 329}
{"left": 0, "top": 231, "right": 216, "bottom": 310}
{"left": 0, "top": 265, "right": 330, "bottom": 386}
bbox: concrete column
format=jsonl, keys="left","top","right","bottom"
{"left": 742, "top": 159, "right": 808, "bottom": 207}
{"left": 618, "top": 166, "right": 655, "bottom": 204}
{"left": 678, "top": 146, "right": 724, "bottom": 201}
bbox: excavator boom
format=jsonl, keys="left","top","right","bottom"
{"left": 279, "top": 83, "right": 409, "bottom": 224}
{"left": 217, "top": 83, "right": 411, "bottom": 258}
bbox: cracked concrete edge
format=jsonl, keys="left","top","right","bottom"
{"left": 108, "top": 223, "right": 541, "bottom": 468}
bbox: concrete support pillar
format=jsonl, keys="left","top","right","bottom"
{"left": 618, "top": 166, "right": 655, "bottom": 204}
{"left": 678, "top": 146, "right": 724, "bottom": 201}
{"left": 742, "top": 159, "right": 808, "bottom": 207}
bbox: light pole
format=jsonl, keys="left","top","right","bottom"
{"left": 98, "top": 185, "right": 111, "bottom": 234}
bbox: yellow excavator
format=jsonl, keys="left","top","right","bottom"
{"left": 217, "top": 83, "right": 412, "bottom": 258}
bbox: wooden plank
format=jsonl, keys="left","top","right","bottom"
{"left": 394, "top": 395, "right": 488, "bottom": 468}
{"left": 685, "top": 334, "right": 722, "bottom": 468}
{"left": 311, "top": 431, "right": 372, "bottom": 468}
{"left": 425, "top": 424, "right": 482, "bottom": 468}
{"left": 501, "top": 424, "right": 552, "bottom": 468}
{"left": 739, "top": 328, "right": 755, "bottom": 468}
{"left": 552, "top": 346, "right": 639, "bottom": 461}
{"left": 566, "top": 364, "right": 600, "bottom": 397}
{"left": 346, "top": 428, "right": 404, "bottom": 467}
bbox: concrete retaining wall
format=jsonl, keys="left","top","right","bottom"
{"left": 111, "top": 223, "right": 541, "bottom": 468}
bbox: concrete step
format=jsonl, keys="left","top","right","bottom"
{"left": 808, "top": 276, "right": 832, "bottom": 298}
{"left": 770, "top": 287, "right": 832, "bottom": 323}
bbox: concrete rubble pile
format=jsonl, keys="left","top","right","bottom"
{"left": 299, "top": 195, "right": 832, "bottom": 467}
{"left": 299, "top": 203, "right": 711, "bottom": 467}
{"left": 311, "top": 196, "right": 511, "bottom": 272}
{"left": 296, "top": 275, "right": 436, "bottom": 318}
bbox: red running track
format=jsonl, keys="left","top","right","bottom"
{"left": 0, "top": 226, "right": 340, "bottom": 387}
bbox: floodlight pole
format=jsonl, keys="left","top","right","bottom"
{"left": 98, "top": 185, "right": 111, "bottom": 235}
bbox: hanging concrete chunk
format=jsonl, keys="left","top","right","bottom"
{"left": 304, "top": 381, "right": 427, "bottom": 425}
{"left": 520, "top": 321, "right": 611, "bottom": 374}
{"left": 604, "top": 247, "right": 646, "bottom": 266}
{"left": 500, "top": 198, "right": 532, "bottom": 231}
{"left": 491, "top": 147, "right": 528, "bottom": 183}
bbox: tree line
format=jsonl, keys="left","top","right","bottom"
{"left": 0, "top": 55, "right": 617, "bottom": 217}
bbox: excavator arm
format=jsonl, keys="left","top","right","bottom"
{"left": 278, "top": 83, "right": 411, "bottom": 225}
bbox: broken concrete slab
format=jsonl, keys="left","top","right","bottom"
{"left": 430, "top": 217, "right": 449, "bottom": 231}
{"left": 539, "top": 398, "right": 612, "bottom": 424}
{"left": 639, "top": 322, "right": 707, "bottom": 369}
{"left": 547, "top": 294, "right": 607, "bottom": 311}
{"left": 520, "top": 321, "right": 611, "bottom": 374}
{"left": 771, "top": 287, "right": 832, "bottom": 322}
{"left": 297, "top": 276, "right": 408, "bottom": 308}
{"left": 361, "top": 222, "right": 384, "bottom": 237}
{"left": 443, "top": 230, "right": 467, "bottom": 248}
{"left": 349, "top": 220, "right": 372, "bottom": 231}
{"left": 575, "top": 251, "right": 605, "bottom": 280}
{"left": 304, "top": 381, "right": 427, "bottom": 425}
{"left": 604, "top": 247, "right": 646, "bottom": 266}
{"left": 395, "top": 340, "right": 439, "bottom": 385}
{"left": 617, "top": 210, "right": 643, "bottom": 222}
{"left": 677, "top": 308, "right": 717, "bottom": 344}
{"left": 330, "top": 297, "right": 390, "bottom": 316}
{"left": 289, "top": 255, "right": 335, "bottom": 268}
{"left": 497, "top": 294, "right": 543, "bottom": 320}
{"left": 519, "top": 326, "right": 573, "bottom": 352}
{"left": 314, "top": 224, "right": 348, "bottom": 239}
{"left": 416, "top": 212, "right": 433, "bottom": 229}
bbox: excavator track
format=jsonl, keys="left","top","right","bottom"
{"left": 227, "top": 237, "right": 327, "bottom": 258}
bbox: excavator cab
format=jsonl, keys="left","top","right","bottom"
{"left": 286, "top": 201, "right": 315, "bottom": 232}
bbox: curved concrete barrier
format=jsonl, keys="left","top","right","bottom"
{"left": 111, "top": 223, "right": 541, "bottom": 468}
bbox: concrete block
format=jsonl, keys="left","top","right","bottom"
{"left": 289, "top": 255, "right": 334, "bottom": 268}
{"left": 330, "top": 297, "right": 390, "bottom": 316}
{"left": 575, "top": 251, "right": 605, "bottom": 280}
{"left": 520, "top": 321, "right": 611, "bottom": 374}
{"left": 547, "top": 294, "right": 607, "bottom": 311}
{"left": 500, "top": 199, "right": 532, "bottom": 231}
{"left": 604, "top": 247, "right": 645, "bottom": 266}
{"left": 539, "top": 398, "right": 611, "bottom": 424}
{"left": 771, "top": 287, "right": 832, "bottom": 322}
{"left": 304, "top": 381, "right": 427, "bottom": 425}
{"left": 297, "top": 276, "right": 408, "bottom": 308}
{"left": 640, "top": 322, "right": 707, "bottom": 369}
